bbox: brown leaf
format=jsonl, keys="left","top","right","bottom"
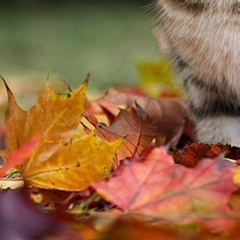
{"left": 93, "top": 87, "right": 190, "bottom": 147}
{"left": 85, "top": 107, "right": 165, "bottom": 161}
{"left": 134, "top": 98, "right": 188, "bottom": 147}
{"left": 174, "top": 143, "right": 211, "bottom": 168}
{"left": 173, "top": 143, "right": 232, "bottom": 168}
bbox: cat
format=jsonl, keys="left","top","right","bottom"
{"left": 154, "top": 0, "right": 240, "bottom": 146}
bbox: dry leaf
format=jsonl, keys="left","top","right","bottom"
{"left": 93, "top": 147, "right": 237, "bottom": 232}
{"left": 174, "top": 143, "right": 233, "bottom": 168}
{"left": 86, "top": 107, "right": 165, "bottom": 161}
{"left": 3, "top": 80, "right": 88, "bottom": 160}
{"left": 1, "top": 80, "right": 121, "bottom": 192}
{"left": 23, "top": 134, "right": 120, "bottom": 191}
{"left": 93, "top": 88, "right": 189, "bottom": 147}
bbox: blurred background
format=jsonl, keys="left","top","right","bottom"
{"left": 0, "top": 0, "right": 160, "bottom": 93}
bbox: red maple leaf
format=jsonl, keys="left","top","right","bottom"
{"left": 93, "top": 147, "right": 238, "bottom": 232}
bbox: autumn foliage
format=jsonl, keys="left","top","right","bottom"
{"left": 0, "top": 71, "right": 240, "bottom": 239}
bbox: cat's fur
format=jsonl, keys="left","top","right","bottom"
{"left": 154, "top": 0, "right": 240, "bottom": 146}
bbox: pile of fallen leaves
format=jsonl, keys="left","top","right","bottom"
{"left": 1, "top": 70, "right": 240, "bottom": 240}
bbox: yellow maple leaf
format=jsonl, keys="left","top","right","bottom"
{"left": 3, "top": 79, "right": 88, "bottom": 160}
{"left": 23, "top": 134, "right": 121, "bottom": 191}
{"left": 1, "top": 79, "right": 121, "bottom": 191}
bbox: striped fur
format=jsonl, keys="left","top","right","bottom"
{"left": 155, "top": 0, "right": 240, "bottom": 146}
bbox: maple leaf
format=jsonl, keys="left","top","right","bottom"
{"left": 85, "top": 107, "right": 165, "bottom": 161}
{"left": 92, "top": 88, "right": 189, "bottom": 147}
{"left": 2, "top": 79, "right": 88, "bottom": 160}
{"left": 135, "top": 98, "right": 188, "bottom": 147}
{"left": 87, "top": 96, "right": 190, "bottom": 162}
{"left": 88, "top": 87, "right": 147, "bottom": 124}
{"left": 0, "top": 79, "right": 121, "bottom": 191}
{"left": 23, "top": 133, "right": 120, "bottom": 191}
{"left": 93, "top": 147, "right": 237, "bottom": 231}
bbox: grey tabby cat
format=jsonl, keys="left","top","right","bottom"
{"left": 154, "top": 0, "right": 240, "bottom": 146}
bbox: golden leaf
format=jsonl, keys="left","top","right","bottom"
{"left": 3, "top": 80, "right": 88, "bottom": 159}
{"left": 23, "top": 134, "right": 120, "bottom": 191}
{"left": 1, "top": 79, "right": 121, "bottom": 191}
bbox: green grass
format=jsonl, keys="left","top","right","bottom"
{"left": 0, "top": 3, "right": 160, "bottom": 91}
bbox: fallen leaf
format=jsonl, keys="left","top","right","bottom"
{"left": 93, "top": 147, "right": 237, "bottom": 232}
{"left": 3, "top": 80, "right": 88, "bottom": 160}
{"left": 173, "top": 143, "right": 232, "bottom": 168}
{"left": 174, "top": 143, "right": 211, "bottom": 168}
{"left": 93, "top": 88, "right": 189, "bottom": 147}
{"left": 134, "top": 98, "right": 188, "bottom": 147}
{"left": 0, "top": 80, "right": 116, "bottom": 191}
{"left": 0, "top": 138, "right": 39, "bottom": 178}
{"left": 86, "top": 107, "right": 165, "bottom": 161}
{"left": 23, "top": 134, "right": 120, "bottom": 191}
{"left": 89, "top": 87, "right": 147, "bottom": 123}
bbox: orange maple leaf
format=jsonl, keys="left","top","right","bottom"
{"left": 2, "top": 79, "right": 88, "bottom": 160}
{"left": 0, "top": 79, "right": 121, "bottom": 191}
{"left": 23, "top": 133, "right": 120, "bottom": 191}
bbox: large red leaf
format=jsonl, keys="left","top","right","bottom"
{"left": 93, "top": 147, "right": 238, "bottom": 231}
